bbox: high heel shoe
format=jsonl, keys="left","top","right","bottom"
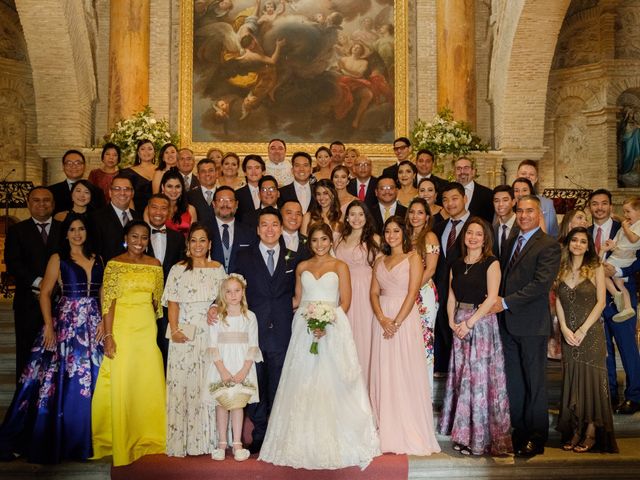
{"left": 573, "top": 436, "right": 596, "bottom": 453}
{"left": 562, "top": 433, "right": 581, "bottom": 451}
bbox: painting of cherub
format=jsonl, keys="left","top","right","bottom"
{"left": 188, "top": 0, "right": 403, "bottom": 145}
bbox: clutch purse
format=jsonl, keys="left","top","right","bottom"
{"left": 165, "top": 323, "right": 196, "bottom": 341}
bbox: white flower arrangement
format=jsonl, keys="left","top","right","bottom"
{"left": 301, "top": 301, "right": 336, "bottom": 355}
{"left": 410, "top": 107, "right": 488, "bottom": 158}
{"left": 103, "top": 106, "right": 179, "bottom": 167}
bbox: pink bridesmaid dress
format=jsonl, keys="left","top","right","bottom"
{"left": 334, "top": 242, "right": 375, "bottom": 386}
{"left": 369, "top": 256, "right": 441, "bottom": 455}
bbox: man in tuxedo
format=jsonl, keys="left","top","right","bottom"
{"left": 280, "top": 200, "right": 310, "bottom": 262}
{"left": 146, "top": 193, "right": 184, "bottom": 370}
{"left": 242, "top": 175, "right": 280, "bottom": 231}
{"left": 455, "top": 156, "right": 494, "bottom": 223}
{"left": 382, "top": 136, "right": 412, "bottom": 179}
{"left": 187, "top": 158, "right": 217, "bottom": 235}
{"left": 492, "top": 185, "right": 518, "bottom": 260}
{"left": 265, "top": 138, "right": 293, "bottom": 187}
{"left": 210, "top": 186, "right": 255, "bottom": 273}
{"left": 90, "top": 174, "right": 141, "bottom": 262}
{"left": 177, "top": 148, "right": 199, "bottom": 191}
{"left": 329, "top": 140, "right": 346, "bottom": 168}
{"left": 432, "top": 182, "right": 471, "bottom": 375}
{"left": 5, "top": 186, "right": 61, "bottom": 382}
{"left": 48, "top": 149, "right": 105, "bottom": 214}
{"left": 516, "top": 160, "right": 559, "bottom": 238}
{"left": 347, "top": 155, "right": 377, "bottom": 208}
{"left": 234, "top": 207, "right": 301, "bottom": 453}
{"left": 235, "top": 154, "right": 265, "bottom": 222}
{"left": 491, "top": 195, "right": 560, "bottom": 457}
{"left": 415, "top": 149, "right": 446, "bottom": 194}
{"left": 370, "top": 175, "right": 407, "bottom": 234}
{"left": 589, "top": 189, "right": 640, "bottom": 414}
{"left": 278, "top": 152, "right": 314, "bottom": 214}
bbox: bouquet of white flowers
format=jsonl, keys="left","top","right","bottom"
{"left": 103, "top": 106, "right": 179, "bottom": 167}
{"left": 301, "top": 301, "right": 336, "bottom": 355}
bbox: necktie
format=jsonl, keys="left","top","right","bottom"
{"left": 267, "top": 249, "right": 275, "bottom": 276}
{"left": 595, "top": 227, "right": 602, "bottom": 255}
{"left": 500, "top": 224, "right": 508, "bottom": 255}
{"left": 446, "top": 219, "right": 461, "bottom": 251}
{"left": 152, "top": 228, "right": 166, "bottom": 234}
{"left": 37, "top": 222, "right": 48, "bottom": 244}
{"left": 383, "top": 206, "right": 391, "bottom": 221}
{"left": 358, "top": 183, "right": 366, "bottom": 201}
{"left": 121, "top": 211, "right": 129, "bottom": 227}
{"left": 252, "top": 188, "right": 260, "bottom": 209}
{"left": 508, "top": 235, "right": 525, "bottom": 271}
{"left": 183, "top": 175, "right": 190, "bottom": 190}
{"left": 68, "top": 181, "right": 75, "bottom": 191}
{"left": 222, "top": 224, "right": 230, "bottom": 250}
{"left": 205, "top": 190, "right": 213, "bottom": 205}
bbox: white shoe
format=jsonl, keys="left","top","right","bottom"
{"left": 211, "top": 442, "right": 227, "bottom": 461}
{"left": 612, "top": 308, "right": 636, "bottom": 323}
{"left": 232, "top": 442, "right": 250, "bottom": 462}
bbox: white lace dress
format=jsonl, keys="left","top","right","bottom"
{"left": 258, "top": 271, "right": 381, "bottom": 470}
{"left": 161, "top": 264, "right": 227, "bottom": 457}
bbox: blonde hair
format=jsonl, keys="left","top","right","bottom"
{"left": 623, "top": 196, "right": 640, "bottom": 211}
{"left": 217, "top": 274, "right": 249, "bottom": 326}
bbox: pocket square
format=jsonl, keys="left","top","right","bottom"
{"left": 239, "top": 244, "right": 250, "bottom": 247}
{"left": 285, "top": 269, "right": 294, "bottom": 273}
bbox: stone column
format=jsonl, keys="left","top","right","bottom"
{"left": 436, "top": 0, "right": 476, "bottom": 127}
{"left": 108, "top": 0, "right": 150, "bottom": 128}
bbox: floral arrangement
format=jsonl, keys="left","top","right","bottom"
{"left": 103, "top": 106, "right": 179, "bottom": 167}
{"left": 410, "top": 107, "right": 488, "bottom": 158}
{"left": 301, "top": 301, "right": 336, "bottom": 354}
{"left": 208, "top": 380, "right": 256, "bottom": 409}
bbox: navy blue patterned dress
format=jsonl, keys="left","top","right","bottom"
{"left": 0, "top": 258, "right": 104, "bottom": 463}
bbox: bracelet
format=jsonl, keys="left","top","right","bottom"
{"left": 393, "top": 321, "right": 400, "bottom": 327}
{"left": 171, "top": 328, "right": 183, "bottom": 336}
{"left": 104, "top": 333, "right": 113, "bottom": 339}
{"left": 464, "top": 320, "right": 474, "bottom": 329}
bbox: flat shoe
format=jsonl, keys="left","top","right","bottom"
{"left": 211, "top": 448, "right": 226, "bottom": 461}
{"left": 612, "top": 308, "right": 636, "bottom": 323}
{"left": 233, "top": 448, "right": 250, "bottom": 461}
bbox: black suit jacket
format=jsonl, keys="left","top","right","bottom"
{"left": 235, "top": 184, "right": 256, "bottom": 223}
{"left": 282, "top": 232, "right": 311, "bottom": 264}
{"left": 89, "top": 205, "right": 142, "bottom": 262}
{"left": 467, "top": 182, "right": 494, "bottom": 223}
{"left": 5, "top": 218, "right": 62, "bottom": 310}
{"left": 210, "top": 218, "right": 256, "bottom": 273}
{"left": 187, "top": 187, "right": 216, "bottom": 236}
{"left": 588, "top": 220, "right": 621, "bottom": 254}
{"left": 49, "top": 180, "right": 105, "bottom": 214}
{"left": 234, "top": 244, "right": 301, "bottom": 352}
{"left": 433, "top": 216, "right": 471, "bottom": 304}
{"left": 347, "top": 177, "right": 378, "bottom": 208}
{"left": 147, "top": 227, "right": 184, "bottom": 281}
{"left": 492, "top": 221, "right": 520, "bottom": 263}
{"left": 182, "top": 173, "right": 200, "bottom": 191}
{"left": 370, "top": 202, "right": 407, "bottom": 234}
{"left": 278, "top": 183, "right": 315, "bottom": 212}
{"left": 499, "top": 228, "right": 561, "bottom": 336}
{"left": 382, "top": 163, "right": 399, "bottom": 179}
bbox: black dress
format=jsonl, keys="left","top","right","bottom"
{"left": 121, "top": 168, "right": 152, "bottom": 213}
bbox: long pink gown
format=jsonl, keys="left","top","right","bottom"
{"left": 369, "top": 257, "right": 441, "bottom": 455}
{"left": 334, "top": 241, "right": 375, "bottom": 386}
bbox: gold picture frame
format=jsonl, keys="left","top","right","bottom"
{"left": 179, "top": 0, "right": 408, "bottom": 155}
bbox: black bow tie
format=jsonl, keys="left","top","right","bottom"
{"left": 152, "top": 229, "right": 166, "bottom": 234}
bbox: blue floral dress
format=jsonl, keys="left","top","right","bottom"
{"left": 0, "top": 258, "right": 104, "bottom": 463}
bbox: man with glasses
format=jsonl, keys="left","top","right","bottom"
{"left": 242, "top": 175, "right": 281, "bottom": 231}
{"left": 90, "top": 174, "right": 141, "bottom": 262}
{"left": 382, "top": 137, "right": 412, "bottom": 180}
{"left": 371, "top": 175, "right": 407, "bottom": 233}
{"left": 454, "top": 156, "right": 494, "bottom": 223}
{"left": 347, "top": 155, "right": 378, "bottom": 208}
{"left": 49, "top": 149, "right": 105, "bottom": 214}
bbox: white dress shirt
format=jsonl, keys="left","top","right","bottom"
{"left": 440, "top": 211, "right": 470, "bottom": 257}
{"left": 293, "top": 181, "right": 312, "bottom": 213}
{"left": 248, "top": 184, "right": 260, "bottom": 209}
{"left": 31, "top": 217, "right": 53, "bottom": 289}
{"left": 111, "top": 203, "right": 131, "bottom": 224}
{"left": 149, "top": 223, "right": 167, "bottom": 263}
{"left": 463, "top": 181, "right": 475, "bottom": 210}
{"left": 259, "top": 242, "right": 281, "bottom": 268}
{"left": 498, "top": 214, "right": 517, "bottom": 253}
{"left": 282, "top": 231, "right": 299, "bottom": 252}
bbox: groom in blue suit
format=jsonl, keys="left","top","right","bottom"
{"left": 234, "top": 206, "right": 303, "bottom": 453}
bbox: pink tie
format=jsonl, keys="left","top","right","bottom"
{"left": 358, "top": 183, "right": 366, "bottom": 201}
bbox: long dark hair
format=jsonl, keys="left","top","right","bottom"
{"left": 134, "top": 139, "right": 155, "bottom": 166}
{"left": 59, "top": 212, "right": 95, "bottom": 261}
{"left": 182, "top": 222, "right": 210, "bottom": 271}
{"left": 338, "top": 200, "right": 379, "bottom": 266}
{"left": 380, "top": 216, "right": 412, "bottom": 255}
{"left": 558, "top": 226, "right": 600, "bottom": 282}
{"left": 160, "top": 167, "right": 189, "bottom": 224}
{"left": 309, "top": 179, "right": 341, "bottom": 228}
{"left": 307, "top": 222, "right": 334, "bottom": 256}
{"left": 157, "top": 143, "right": 178, "bottom": 171}
{"left": 405, "top": 197, "right": 433, "bottom": 263}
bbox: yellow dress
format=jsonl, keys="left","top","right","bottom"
{"left": 91, "top": 261, "right": 166, "bottom": 466}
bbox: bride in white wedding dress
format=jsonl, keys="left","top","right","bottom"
{"left": 259, "top": 223, "right": 380, "bottom": 470}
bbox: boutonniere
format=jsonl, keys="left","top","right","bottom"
{"left": 284, "top": 249, "right": 295, "bottom": 265}
{"left": 300, "top": 236, "right": 308, "bottom": 245}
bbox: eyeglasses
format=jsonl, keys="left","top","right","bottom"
{"left": 215, "top": 198, "right": 235, "bottom": 204}
{"left": 64, "top": 161, "right": 84, "bottom": 167}
{"left": 260, "top": 187, "right": 277, "bottom": 193}
{"left": 377, "top": 186, "right": 396, "bottom": 191}
{"left": 393, "top": 145, "right": 408, "bottom": 152}
{"left": 111, "top": 186, "right": 133, "bottom": 192}
{"left": 355, "top": 163, "right": 371, "bottom": 168}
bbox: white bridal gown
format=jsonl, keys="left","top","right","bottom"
{"left": 259, "top": 271, "right": 381, "bottom": 470}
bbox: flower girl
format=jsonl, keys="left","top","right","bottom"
{"left": 205, "top": 274, "right": 262, "bottom": 462}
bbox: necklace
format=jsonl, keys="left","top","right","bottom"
{"left": 463, "top": 255, "right": 481, "bottom": 275}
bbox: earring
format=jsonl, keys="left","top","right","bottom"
{"left": 123, "top": 241, "right": 128, "bottom": 249}
{"left": 185, "top": 248, "right": 191, "bottom": 257}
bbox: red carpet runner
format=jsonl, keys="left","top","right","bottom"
{"left": 112, "top": 453, "right": 408, "bottom": 480}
